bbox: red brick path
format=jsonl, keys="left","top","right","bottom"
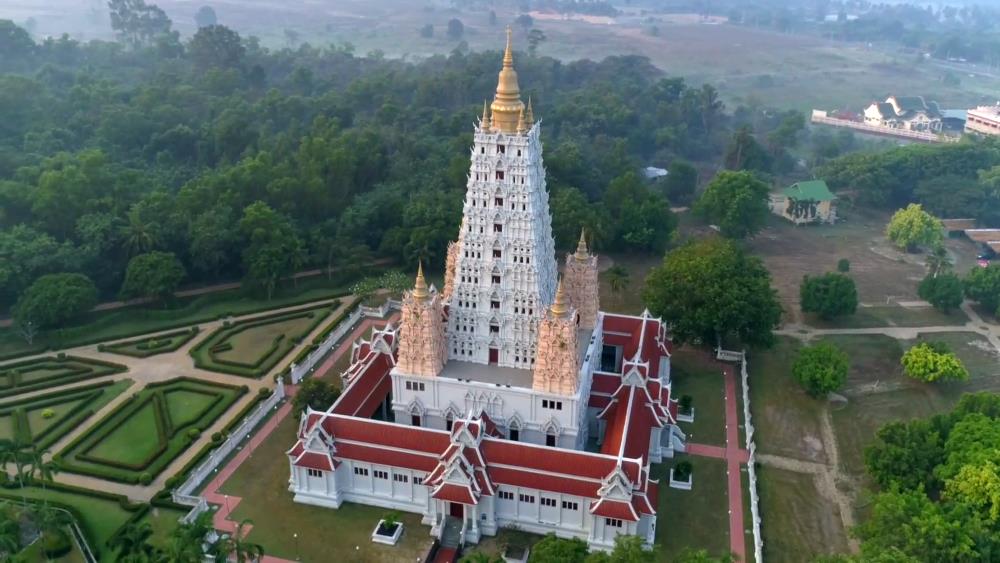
{"left": 685, "top": 365, "right": 749, "bottom": 562}
{"left": 202, "top": 314, "right": 398, "bottom": 562}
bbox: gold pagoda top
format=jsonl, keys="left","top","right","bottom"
{"left": 412, "top": 262, "right": 429, "bottom": 301}
{"left": 550, "top": 278, "right": 569, "bottom": 318}
{"left": 574, "top": 228, "right": 590, "bottom": 262}
{"left": 489, "top": 26, "right": 526, "bottom": 134}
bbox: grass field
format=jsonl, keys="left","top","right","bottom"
{"left": 190, "top": 304, "right": 334, "bottom": 378}
{"left": 653, "top": 457, "right": 731, "bottom": 561}
{"left": 58, "top": 378, "right": 245, "bottom": 483}
{"left": 756, "top": 466, "right": 850, "bottom": 562}
{"left": 670, "top": 349, "right": 727, "bottom": 447}
{"left": 0, "top": 356, "right": 127, "bottom": 399}
{"left": 0, "top": 380, "right": 132, "bottom": 449}
{"left": 217, "top": 416, "right": 432, "bottom": 562}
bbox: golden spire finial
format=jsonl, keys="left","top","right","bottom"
{"left": 412, "top": 262, "right": 429, "bottom": 301}
{"left": 481, "top": 100, "right": 491, "bottom": 130}
{"left": 550, "top": 278, "right": 568, "bottom": 318}
{"left": 574, "top": 228, "right": 589, "bottom": 261}
{"left": 503, "top": 25, "right": 514, "bottom": 68}
{"left": 490, "top": 26, "right": 524, "bottom": 133}
{"left": 516, "top": 106, "right": 527, "bottom": 134}
{"left": 525, "top": 97, "right": 534, "bottom": 124}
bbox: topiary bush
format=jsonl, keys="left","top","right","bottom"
{"left": 186, "top": 428, "right": 201, "bottom": 440}
{"left": 673, "top": 461, "right": 693, "bottom": 481}
{"left": 41, "top": 529, "right": 72, "bottom": 558}
{"left": 41, "top": 407, "right": 56, "bottom": 419}
{"left": 139, "top": 472, "right": 152, "bottom": 485}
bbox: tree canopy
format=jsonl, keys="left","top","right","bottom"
{"left": 900, "top": 342, "right": 970, "bottom": 383}
{"left": 643, "top": 237, "right": 782, "bottom": 347}
{"left": 12, "top": 273, "right": 97, "bottom": 331}
{"left": 694, "top": 170, "right": 770, "bottom": 239}
{"left": 856, "top": 394, "right": 1000, "bottom": 560}
{"left": 120, "top": 251, "right": 186, "bottom": 302}
{"left": 791, "top": 342, "right": 849, "bottom": 397}
{"left": 964, "top": 264, "right": 1000, "bottom": 315}
{"left": 918, "top": 272, "right": 964, "bottom": 312}
{"left": 799, "top": 272, "right": 858, "bottom": 320}
{"left": 886, "top": 204, "right": 944, "bottom": 252}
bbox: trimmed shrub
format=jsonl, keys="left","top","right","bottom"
{"left": 41, "top": 408, "right": 56, "bottom": 419}
{"left": 41, "top": 529, "right": 72, "bottom": 558}
{"left": 674, "top": 461, "right": 693, "bottom": 481}
{"left": 139, "top": 472, "right": 152, "bottom": 485}
{"left": 186, "top": 428, "right": 201, "bottom": 440}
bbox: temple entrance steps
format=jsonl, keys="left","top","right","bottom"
{"left": 441, "top": 516, "right": 463, "bottom": 548}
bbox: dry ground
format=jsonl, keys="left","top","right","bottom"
{"left": 749, "top": 208, "right": 980, "bottom": 324}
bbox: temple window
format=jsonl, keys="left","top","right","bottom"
{"left": 495, "top": 197, "right": 504, "bottom": 207}
{"left": 492, "top": 275, "right": 501, "bottom": 285}
{"left": 496, "top": 171, "right": 504, "bottom": 180}
{"left": 494, "top": 223, "right": 503, "bottom": 233}
{"left": 493, "top": 249, "right": 502, "bottom": 259}
{"left": 497, "top": 144, "right": 506, "bottom": 154}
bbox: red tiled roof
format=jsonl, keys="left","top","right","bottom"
{"left": 488, "top": 466, "right": 600, "bottom": 498}
{"left": 325, "top": 415, "right": 450, "bottom": 455}
{"left": 432, "top": 483, "right": 478, "bottom": 505}
{"left": 296, "top": 452, "right": 339, "bottom": 471}
{"left": 591, "top": 373, "right": 620, "bottom": 394}
{"left": 333, "top": 354, "right": 393, "bottom": 417}
{"left": 334, "top": 441, "right": 439, "bottom": 472}
{"left": 590, "top": 498, "right": 639, "bottom": 521}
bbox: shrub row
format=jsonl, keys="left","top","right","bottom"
{"left": 277, "top": 297, "right": 361, "bottom": 379}
{"left": 99, "top": 327, "right": 200, "bottom": 359}
{"left": 0, "top": 356, "right": 127, "bottom": 399}
{"left": 0, "top": 288, "right": 351, "bottom": 364}
{"left": 57, "top": 379, "right": 247, "bottom": 484}
{"left": 76, "top": 393, "right": 170, "bottom": 472}
{"left": 190, "top": 305, "right": 332, "bottom": 378}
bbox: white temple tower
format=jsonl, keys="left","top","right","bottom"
{"left": 446, "top": 27, "right": 558, "bottom": 369}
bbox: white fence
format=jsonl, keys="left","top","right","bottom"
{"left": 171, "top": 378, "right": 286, "bottom": 522}
{"left": 717, "top": 348, "right": 764, "bottom": 563}
{"left": 172, "top": 298, "right": 403, "bottom": 524}
{"left": 810, "top": 110, "right": 958, "bottom": 144}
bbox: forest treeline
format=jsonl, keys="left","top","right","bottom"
{"left": 0, "top": 5, "right": 829, "bottom": 315}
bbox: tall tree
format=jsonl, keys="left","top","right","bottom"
{"left": 216, "top": 518, "right": 264, "bottom": 563}
{"left": 792, "top": 342, "right": 849, "bottom": 397}
{"left": 188, "top": 24, "right": 245, "bottom": 69}
{"left": 886, "top": 204, "right": 944, "bottom": 252}
{"left": 119, "top": 251, "right": 186, "bottom": 303}
{"left": 800, "top": 272, "right": 858, "bottom": 320}
{"left": 964, "top": 264, "right": 1000, "bottom": 315}
{"left": 12, "top": 273, "right": 97, "bottom": 333}
{"left": 643, "top": 238, "right": 782, "bottom": 347}
{"left": 695, "top": 170, "right": 770, "bottom": 239}
{"left": 239, "top": 202, "right": 302, "bottom": 300}
{"left": 194, "top": 6, "right": 218, "bottom": 28}
{"left": 107, "top": 0, "right": 173, "bottom": 47}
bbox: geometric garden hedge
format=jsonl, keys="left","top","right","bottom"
{"left": 0, "top": 380, "right": 131, "bottom": 450}
{"left": 55, "top": 377, "right": 245, "bottom": 484}
{"left": 189, "top": 304, "right": 333, "bottom": 378}
{"left": 0, "top": 355, "right": 127, "bottom": 399}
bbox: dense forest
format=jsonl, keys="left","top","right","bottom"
{"left": 0, "top": 0, "right": 831, "bottom": 320}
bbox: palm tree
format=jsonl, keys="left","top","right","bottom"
{"left": 606, "top": 265, "right": 631, "bottom": 306}
{"left": 110, "top": 521, "right": 157, "bottom": 562}
{"left": 119, "top": 207, "right": 160, "bottom": 257}
{"left": 0, "top": 511, "right": 20, "bottom": 556}
{"left": 163, "top": 511, "right": 214, "bottom": 563}
{"left": 216, "top": 519, "right": 264, "bottom": 563}
{"left": 926, "top": 243, "right": 952, "bottom": 277}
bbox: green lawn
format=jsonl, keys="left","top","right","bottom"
{"left": 756, "top": 466, "right": 850, "bottom": 563}
{"left": 140, "top": 504, "right": 188, "bottom": 548}
{"left": 217, "top": 415, "right": 433, "bottom": 562}
{"left": 0, "top": 380, "right": 133, "bottom": 449}
{"left": 101, "top": 328, "right": 200, "bottom": 358}
{"left": 0, "top": 356, "right": 127, "bottom": 399}
{"left": 749, "top": 337, "right": 828, "bottom": 463}
{"left": 0, "top": 274, "right": 360, "bottom": 362}
{"left": 190, "top": 304, "right": 334, "bottom": 378}
{"left": 58, "top": 378, "right": 245, "bottom": 483}
{"left": 670, "top": 349, "right": 727, "bottom": 447}
{"left": 598, "top": 253, "right": 663, "bottom": 316}
{"left": 803, "top": 305, "right": 969, "bottom": 329}
{"left": 653, "top": 457, "right": 731, "bottom": 561}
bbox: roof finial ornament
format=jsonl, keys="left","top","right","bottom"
{"left": 412, "top": 262, "right": 429, "bottom": 301}
{"left": 525, "top": 97, "right": 534, "bottom": 123}
{"left": 551, "top": 278, "right": 568, "bottom": 318}
{"left": 575, "top": 228, "right": 589, "bottom": 261}
{"left": 481, "top": 100, "right": 491, "bottom": 130}
{"left": 516, "top": 106, "right": 527, "bottom": 134}
{"left": 503, "top": 25, "right": 514, "bottom": 68}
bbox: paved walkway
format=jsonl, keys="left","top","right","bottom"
{"left": 685, "top": 365, "right": 749, "bottom": 562}
{"left": 7, "top": 298, "right": 354, "bottom": 501}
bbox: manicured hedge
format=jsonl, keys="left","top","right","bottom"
{"left": 56, "top": 378, "right": 246, "bottom": 484}
{"left": 101, "top": 327, "right": 200, "bottom": 359}
{"left": 0, "top": 380, "right": 118, "bottom": 449}
{"left": 0, "top": 356, "right": 127, "bottom": 399}
{"left": 189, "top": 305, "right": 333, "bottom": 378}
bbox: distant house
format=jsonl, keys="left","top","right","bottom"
{"left": 643, "top": 166, "right": 668, "bottom": 179}
{"left": 770, "top": 180, "right": 837, "bottom": 225}
{"left": 863, "top": 96, "right": 943, "bottom": 133}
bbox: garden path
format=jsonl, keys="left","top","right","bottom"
{"left": 753, "top": 299, "right": 1000, "bottom": 555}
{"left": 685, "top": 365, "right": 749, "bottom": 562}
{"left": 3, "top": 298, "right": 354, "bottom": 501}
